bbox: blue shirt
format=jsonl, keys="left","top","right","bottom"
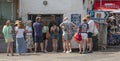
{"left": 33, "top": 21, "right": 43, "bottom": 36}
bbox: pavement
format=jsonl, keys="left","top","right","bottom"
{"left": 0, "top": 47, "right": 120, "bottom": 61}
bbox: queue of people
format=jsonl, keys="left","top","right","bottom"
{"left": 2, "top": 15, "right": 98, "bottom": 56}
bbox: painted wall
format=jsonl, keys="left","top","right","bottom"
{"left": 19, "top": 0, "right": 92, "bottom": 21}
{"left": 19, "top": 0, "right": 93, "bottom": 48}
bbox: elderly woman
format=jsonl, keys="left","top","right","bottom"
{"left": 25, "top": 20, "right": 34, "bottom": 52}
{"left": 2, "top": 20, "right": 14, "bottom": 56}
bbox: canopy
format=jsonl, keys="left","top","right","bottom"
{"left": 111, "top": 9, "right": 120, "bottom": 13}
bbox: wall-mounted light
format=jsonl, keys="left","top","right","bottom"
{"left": 43, "top": 0, "right": 48, "bottom": 6}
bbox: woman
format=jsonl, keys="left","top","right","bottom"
{"left": 42, "top": 21, "right": 49, "bottom": 52}
{"left": 15, "top": 21, "right": 27, "bottom": 55}
{"left": 50, "top": 23, "right": 59, "bottom": 52}
{"left": 25, "top": 20, "right": 34, "bottom": 52}
{"left": 78, "top": 18, "right": 89, "bottom": 54}
{"left": 2, "top": 20, "right": 14, "bottom": 56}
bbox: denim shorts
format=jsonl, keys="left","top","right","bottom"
{"left": 63, "top": 33, "right": 73, "bottom": 41}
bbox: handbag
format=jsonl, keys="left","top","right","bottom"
{"left": 73, "top": 33, "right": 82, "bottom": 44}
{"left": 46, "top": 31, "right": 50, "bottom": 39}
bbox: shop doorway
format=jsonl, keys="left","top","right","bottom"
{"left": 28, "top": 14, "right": 63, "bottom": 51}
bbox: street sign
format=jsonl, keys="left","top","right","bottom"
{"left": 87, "top": 10, "right": 110, "bottom": 20}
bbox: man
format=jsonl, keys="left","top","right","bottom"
{"left": 33, "top": 17, "right": 44, "bottom": 53}
{"left": 60, "top": 17, "right": 76, "bottom": 53}
{"left": 109, "top": 13, "right": 119, "bottom": 32}
{"left": 86, "top": 15, "right": 94, "bottom": 53}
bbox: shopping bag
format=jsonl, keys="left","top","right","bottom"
{"left": 73, "top": 33, "right": 82, "bottom": 44}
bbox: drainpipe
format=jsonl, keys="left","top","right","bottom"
{"left": 11, "top": 0, "right": 14, "bottom": 21}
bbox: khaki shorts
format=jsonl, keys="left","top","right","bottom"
{"left": 5, "top": 38, "right": 14, "bottom": 43}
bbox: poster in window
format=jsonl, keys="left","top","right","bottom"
{"left": 71, "top": 14, "right": 81, "bottom": 27}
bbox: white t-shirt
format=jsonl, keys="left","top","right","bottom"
{"left": 16, "top": 28, "right": 25, "bottom": 38}
{"left": 25, "top": 26, "right": 32, "bottom": 35}
{"left": 88, "top": 20, "right": 94, "bottom": 33}
{"left": 42, "top": 26, "right": 49, "bottom": 33}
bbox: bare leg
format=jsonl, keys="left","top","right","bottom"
{"left": 52, "top": 39, "right": 56, "bottom": 51}
{"left": 79, "top": 41, "right": 83, "bottom": 53}
{"left": 68, "top": 41, "right": 72, "bottom": 52}
{"left": 66, "top": 41, "right": 69, "bottom": 53}
{"left": 63, "top": 40, "right": 66, "bottom": 52}
{"left": 9, "top": 42, "right": 13, "bottom": 56}
{"left": 83, "top": 39, "right": 87, "bottom": 53}
{"left": 88, "top": 38, "right": 93, "bottom": 51}
{"left": 34, "top": 42, "right": 38, "bottom": 52}
{"left": 40, "top": 42, "right": 44, "bottom": 52}
{"left": 45, "top": 39, "right": 48, "bottom": 51}
{"left": 55, "top": 39, "right": 58, "bottom": 51}
{"left": 7, "top": 42, "right": 10, "bottom": 56}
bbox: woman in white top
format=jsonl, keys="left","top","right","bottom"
{"left": 25, "top": 20, "right": 34, "bottom": 52}
{"left": 15, "top": 21, "right": 27, "bottom": 55}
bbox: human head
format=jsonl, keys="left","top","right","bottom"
{"left": 82, "top": 18, "right": 87, "bottom": 23}
{"left": 43, "top": 20, "right": 48, "bottom": 26}
{"left": 26, "top": 20, "right": 32, "bottom": 26}
{"left": 111, "top": 13, "right": 116, "bottom": 16}
{"left": 53, "top": 22, "right": 57, "bottom": 26}
{"left": 18, "top": 21, "right": 24, "bottom": 28}
{"left": 64, "top": 17, "right": 68, "bottom": 21}
{"left": 6, "top": 20, "right": 11, "bottom": 26}
{"left": 15, "top": 20, "right": 20, "bottom": 26}
{"left": 85, "top": 15, "right": 91, "bottom": 21}
{"left": 36, "top": 16, "right": 41, "bottom": 22}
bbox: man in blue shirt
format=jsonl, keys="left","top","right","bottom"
{"left": 33, "top": 17, "right": 44, "bottom": 53}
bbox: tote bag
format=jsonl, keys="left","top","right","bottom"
{"left": 73, "top": 33, "right": 82, "bottom": 44}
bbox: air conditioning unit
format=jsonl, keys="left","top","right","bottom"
{"left": 6, "top": 0, "right": 13, "bottom": 3}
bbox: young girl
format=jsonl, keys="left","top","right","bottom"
{"left": 78, "top": 18, "right": 89, "bottom": 54}
{"left": 2, "top": 20, "right": 14, "bottom": 56}
{"left": 15, "top": 21, "right": 27, "bottom": 55}
{"left": 50, "top": 23, "right": 59, "bottom": 52}
{"left": 42, "top": 21, "right": 49, "bottom": 52}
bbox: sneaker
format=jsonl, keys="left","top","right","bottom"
{"left": 44, "top": 50, "right": 48, "bottom": 53}
{"left": 82, "top": 51, "right": 86, "bottom": 54}
{"left": 79, "top": 51, "right": 82, "bottom": 54}
{"left": 63, "top": 50, "right": 66, "bottom": 53}
{"left": 52, "top": 50, "right": 57, "bottom": 53}
{"left": 69, "top": 50, "right": 72, "bottom": 53}
{"left": 88, "top": 50, "right": 93, "bottom": 53}
{"left": 34, "top": 51, "right": 37, "bottom": 54}
{"left": 7, "top": 54, "right": 9, "bottom": 56}
{"left": 66, "top": 51, "right": 70, "bottom": 53}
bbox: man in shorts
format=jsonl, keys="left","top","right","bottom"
{"left": 60, "top": 17, "right": 76, "bottom": 53}
{"left": 33, "top": 17, "right": 44, "bottom": 53}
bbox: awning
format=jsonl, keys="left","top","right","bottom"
{"left": 111, "top": 9, "right": 120, "bottom": 13}
{"left": 94, "top": 1, "right": 120, "bottom": 11}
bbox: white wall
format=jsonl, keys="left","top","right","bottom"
{"left": 19, "top": 0, "right": 92, "bottom": 48}
{"left": 19, "top": 0, "right": 88, "bottom": 21}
